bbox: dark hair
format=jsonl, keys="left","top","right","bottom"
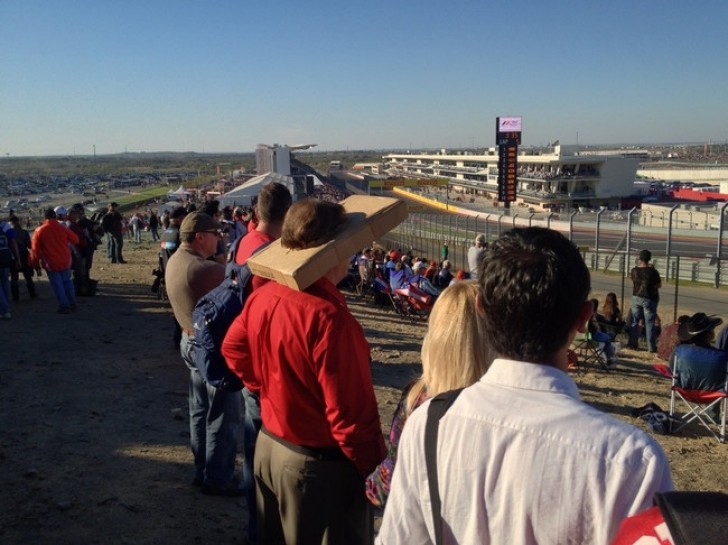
{"left": 257, "top": 183, "right": 292, "bottom": 223}
{"left": 281, "top": 199, "right": 346, "bottom": 250}
{"left": 44, "top": 208, "right": 56, "bottom": 220}
{"left": 639, "top": 249, "right": 652, "bottom": 263}
{"left": 479, "top": 227, "right": 590, "bottom": 362}
{"left": 202, "top": 199, "right": 220, "bottom": 217}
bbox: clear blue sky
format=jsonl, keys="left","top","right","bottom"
{"left": 1, "top": 0, "right": 727, "bottom": 156}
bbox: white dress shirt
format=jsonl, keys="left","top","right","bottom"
{"left": 377, "top": 358, "right": 674, "bottom": 545}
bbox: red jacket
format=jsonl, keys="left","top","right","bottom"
{"left": 30, "top": 219, "right": 79, "bottom": 272}
{"left": 222, "top": 277, "right": 386, "bottom": 476}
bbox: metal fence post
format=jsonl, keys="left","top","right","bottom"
{"left": 595, "top": 208, "right": 605, "bottom": 271}
{"left": 666, "top": 204, "right": 679, "bottom": 281}
{"left": 547, "top": 212, "right": 553, "bottom": 229}
{"left": 569, "top": 211, "right": 577, "bottom": 241}
{"left": 715, "top": 202, "right": 728, "bottom": 288}
{"left": 625, "top": 207, "right": 637, "bottom": 276}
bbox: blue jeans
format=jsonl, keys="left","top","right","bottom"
{"left": 242, "top": 387, "right": 262, "bottom": 542}
{"left": 47, "top": 268, "right": 76, "bottom": 310}
{"left": 591, "top": 330, "right": 615, "bottom": 360}
{"left": 180, "top": 332, "right": 241, "bottom": 486}
{"left": 0, "top": 267, "right": 10, "bottom": 314}
{"left": 110, "top": 232, "right": 124, "bottom": 262}
{"left": 629, "top": 296, "right": 659, "bottom": 352}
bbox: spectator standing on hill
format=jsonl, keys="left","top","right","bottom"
{"left": 378, "top": 227, "right": 673, "bottom": 545}
{"left": 130, "top": 213, "right": 143, "bottom": 243}
{"left": 223, "top": 181, "right": 291, "bottom": 544}
{"left": 467, "top": 234, "right": 487, "bottom": 279}
{"left": 101, "top": 203, "right": 126, "bottom": 264}
{"left": 148, "top": 211, "right": 160, "bottom": 242}
{"left": 70, "top": 203, "right": 102, "bottom": 294}
{"left": 627, "top": 249, "right": 661, "bottom": 352}
{"left": 223, "top": 199, "right": 385, "bottom": 545}
{"left": 30, "top": 208, "right": 80, "bottom": 314}
{"left": 0, "top": 216, "right": 22, "bottom": 318}
{"left": 8, "top": 215, "right": 36, "bottom": 301}
{"left": 165, "top": 212, "right": 243, "bottom": 497}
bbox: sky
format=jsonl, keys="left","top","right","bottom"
{"left": 1, "top": 0, "right": 727, "bottom": 157}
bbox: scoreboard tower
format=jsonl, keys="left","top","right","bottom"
{"left": 496, "top": 116, "right": 522, "bottom": 209}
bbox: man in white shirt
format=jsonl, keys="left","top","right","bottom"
{"left": 377, "top": 227, "right": 673, "bottom": 545}
{"left": 466, "top": 233, "right": 487, "bottom": 278}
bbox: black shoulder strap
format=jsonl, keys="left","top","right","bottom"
{"left": 425, "top": 388, "right": 465, "bottom": 545}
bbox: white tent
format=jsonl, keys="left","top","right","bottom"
{"left": 167, "top": 185, "right": 190, "bottom": 201}
{"left": 218, "top": 172, "right": 295, "bottom": 209}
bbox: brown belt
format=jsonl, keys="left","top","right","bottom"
{"left": 182, "top": 327, "right": 195, "bottom": 337}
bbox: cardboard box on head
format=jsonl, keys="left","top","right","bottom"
{"left": 247, "top": 195, "right": 408, "bottom": 291}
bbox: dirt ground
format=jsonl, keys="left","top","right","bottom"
{"left": 1, "top": 238, "right": 726, "bottom": 544}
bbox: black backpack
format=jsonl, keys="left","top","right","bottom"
{"left": 190, "top": 236, "right": 267, "bottom": 391}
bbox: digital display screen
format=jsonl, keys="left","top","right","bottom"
{"left": 498, "top": 116, "right": 522, "bottom": 132}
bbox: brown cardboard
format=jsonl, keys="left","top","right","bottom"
{"left": 247, "top": 195, "right": 408, "bottom": 291}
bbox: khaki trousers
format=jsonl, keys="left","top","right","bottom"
{"left": 254, "top": 430, "right": 373, "bottom": 545}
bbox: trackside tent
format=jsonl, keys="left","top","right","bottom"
{"left": 218, "top": 172, "right": 295, "bottom": 209}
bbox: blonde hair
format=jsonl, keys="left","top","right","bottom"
{"left": 405, "top": 280, "right": 492, "bottom": 414}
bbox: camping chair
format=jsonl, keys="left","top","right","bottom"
{"left": 394, "top": 283, "right": 434, "bottom": 322}
{"left": 372, "top": 276, "right": 403, "bottom": 314}
{"left": 569, "top": 328, "right": 609, "bottom": 373}
{"left": 653, "top": 345, "right": 728, "bottom": 443}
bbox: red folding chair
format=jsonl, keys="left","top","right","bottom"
{"left": 653, "top": 361, "right": 728, "bottom": 443}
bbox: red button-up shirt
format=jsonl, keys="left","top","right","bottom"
{"left": 222, "top": 277, "right": 385, "bottom": 476}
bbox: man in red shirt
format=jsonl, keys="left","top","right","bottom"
{"left": 30, "top": 208, "right": 80, "bottom": 314}
{"left": 222, "top": 199, "right": 386, "bottom": 545}
{"left": 228, "top": 181, "right": 291, "bottom": 544}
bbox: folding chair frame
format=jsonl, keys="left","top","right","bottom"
{"left": 570, "top": 334, "right": 609, "bottom": 374}
{"left": 653, "top": 364, "right": 727, "bottom": 443}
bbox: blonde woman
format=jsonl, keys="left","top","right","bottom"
{"left": 365, "top": 280, "right": 492, "bottom": 508}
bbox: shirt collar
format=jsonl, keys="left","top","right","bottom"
{"left": 482, "top": 358, "right": 580, "bottom": 399}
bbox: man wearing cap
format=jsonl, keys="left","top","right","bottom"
{"left": 222, "top": 199, "right": 386, "bottom": 545}
{"left": 165, "top": 212, "right": 242, "bottom": 496}
{"left": 467, "top": 234, "right": 487, "bottom": 279}
{"left": 627, "top": 249, "right": 661, "bottom": 352}
{"left": 30, "top": 208, "right": 80, "bottom": 314}
{"left": 100, "top": 202, "right": 126, "bottom": 264}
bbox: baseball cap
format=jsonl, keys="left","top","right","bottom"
{"left": 54, "top": 206, "right": 67, "bottom": 217}
{"left": 179, "top": 212, "right": 222, "bottom": 234}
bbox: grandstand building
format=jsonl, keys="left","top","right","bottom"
{"left": 384, "top": 144, "right": 644, "bottom": 211}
